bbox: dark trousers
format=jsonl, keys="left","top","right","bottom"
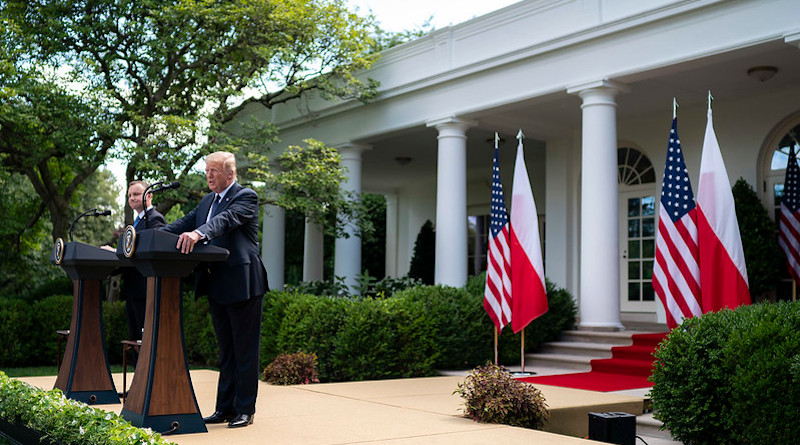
{"left": 126, "top": 297, "right": 146, "bottom": 341}
{"left": 208, "top": 295, "right": 264, "bottom": 415}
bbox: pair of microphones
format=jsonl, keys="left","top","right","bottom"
{"left": 67, "top": 180, "right": 181, "bottom": 242}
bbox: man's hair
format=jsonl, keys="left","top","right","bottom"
{"left": 128, "top": 180, "right": 149, "bottom": 190}
{"left": 206, "top": 151, "right": 237, "bottom": 179}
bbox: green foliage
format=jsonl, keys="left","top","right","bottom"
{"left": 0, "top": 371, "right": 176, "bottom": 445}
{"left": 408, "top": 220, "right": 435, "bottom": 285}
{"left": 102, "top": 300, "right": 127, "bottom": 365}
{"left": 262, "top": 352, "right": 320, "bottom": 385}
{"left": 286, "top": 273, "right": 422, "bottom": 298}
{"left": 3, "top": 0, "right": 380, "bottom": 222}
{"left": 331, "top": 297, "right": 438, "bottom": 380}
{"left": 454, "top": 363, "right": 549, "bottom": 429}
{"left": 263, "top": 278, "right": 577, "bottom": 380}
{"left": 397, "top": 285, "right": 489, "bottom": 369}
{"left": 0, "top": 299, "right": 32, "bottom": 367}
{"left": 731, "top": 178, "right": 782, "bottom": 300}
{"left": 650, "top": 302, "right": 800, "bottom": 444}
{"left": 360, "top": 193, "right": 386, "bottom": 278}
{"left": 182, "top": 294, "right": 218, "bottom": 367}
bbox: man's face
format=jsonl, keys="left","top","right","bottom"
{"left": 205, "top": 159, "right": 233, "bottom": 194}
{"left": 127, "top": 183, "right": 147, "bottom": 213}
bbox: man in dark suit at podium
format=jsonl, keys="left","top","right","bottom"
{"left": 163, "top": 151, "right": 268, "bottom": 429}
{"left": 121, "top": 180, "right": 166, "bottom": 341}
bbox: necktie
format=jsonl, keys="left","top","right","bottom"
{"left": 133, "top": 215, "right": 140, "bottom": 227}
{"left": 207, "top": 195, "right": 222, "bottom": 222}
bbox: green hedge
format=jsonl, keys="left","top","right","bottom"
{"left": 0, "top": 371, "right": 175, "bottom": 445}
{"left": 1, "top": 277, "right": 577, "bottom": 382}
{"left": 650, "top": 302, "right": 800, "bottom": 444}
{"left": 260, "top": 276, "right": 577, "bottom": 381}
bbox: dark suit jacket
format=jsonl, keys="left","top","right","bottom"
{"left": 121, "top": 207, "right": 166, "bottom": 300}
{"left": 163, "top": 182, "right": 268, "bottom": 304}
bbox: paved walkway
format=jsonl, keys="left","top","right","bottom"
{"left": 18, "top": 369, "right": 646, "bottom": 445}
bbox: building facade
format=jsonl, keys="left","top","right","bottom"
{"left": 241, "top": 0, "right": 800, "bottom": 328}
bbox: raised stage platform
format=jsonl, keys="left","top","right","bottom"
{"left": 17, "top": 370, "right": 644, "bottom": 444}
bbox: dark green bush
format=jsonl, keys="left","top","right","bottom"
{"left": 331, "top": 297, "right": 438, "bottom": 380}
{"left": 102, "top": 300, "right": 127, "bottom": 365}
{"left": 651, "top": 302, "right": 800, "bottom": 444}
{"left": 28, "top": 294, "right": 73, "bottom": 364}
{"left": 182, "top": 294, "right": 217, "bottom": 367}
{"left": 0, "top": 299, "right": 32, "bottom": 367}
{"left": 275, "top": 293, "right": 349, "bottom": 380}
{"left": 262, "top": 352, "right": 319, "bottom": 385}
{"left": 454, "top": 362, "right": 549, "bottom": 429}
{"left": 396, "top": 285, "right": 489, "bottom": 369}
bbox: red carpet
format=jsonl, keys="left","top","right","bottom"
{"left": 518, "top": 332, "right": 668, "bottom": 392}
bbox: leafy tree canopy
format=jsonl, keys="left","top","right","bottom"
{"left": 2, "top": 0, "right": 380, "bottom": 229}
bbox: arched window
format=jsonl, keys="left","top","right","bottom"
{"left": 762, "top": 122, "right": 800, "bottom": 222}
{"left": 618, "top": 147, "right": 656, "bottom": 185}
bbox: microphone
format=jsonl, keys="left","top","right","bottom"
{"left": 151, "top": 181, "right": 180, "bottom": 193}
{"left": 68, "top": 208, "right": 112, "bottom": 242}
{"left": 140, "top": 181, "right": 180, "bottom": 221}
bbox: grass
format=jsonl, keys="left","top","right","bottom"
{"left": 1, "top": 365, "right": 135, "bottom": 378}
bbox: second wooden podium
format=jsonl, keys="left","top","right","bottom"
{"left": 117, "top": 228, "right": 228, "bottom": 435}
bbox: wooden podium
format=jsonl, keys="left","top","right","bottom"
{"left": 50, "top": 240, "right": 121, "bottom": 405}
{"left": 117, "top": 228, "right": 228, "bottom": 435}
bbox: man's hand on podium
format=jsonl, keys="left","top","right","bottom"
{"left": 100, "top": 245, "right": 115, "bottom": 252}
{"left": 176, "top": 231, "right": 202, "bottom": 254}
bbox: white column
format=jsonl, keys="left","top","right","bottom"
{"left": 303, "top": 219, "right": 324, "bottom": 282}
{"left": 567, "top": 80, "right": 628, "bottom": 331}
{"left": 261, "top": 204, "right": 285, "bottom": 290}
{"left": 426, "top": 116, "right": 475, "bottom": 287}
{"left": 334, "top": 143, "right": 368, "bottom": 293}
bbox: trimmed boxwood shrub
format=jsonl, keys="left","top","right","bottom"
{"left": 651, "top": 302, "right": 800, "bottom": 444}
{"left": 182, "top": 294, "right": 218, "bottom": 367}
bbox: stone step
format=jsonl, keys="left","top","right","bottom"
{"left": 559, "top": 330, "right": 638, "bottom": 345}
{"left": 636, "top": 413, "right": 682, "bottom": 444}
{"left": 538, "top": 341, "right": 615, "bottom": 359}
{"left": 524, "top": 352, "right": 593, "bottom": 371}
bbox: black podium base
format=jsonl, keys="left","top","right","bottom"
{"left": 120, "top": 410, "right": 208, "bottom": 435}
{"left": 63, "top": 389, "right": 120, "bottom": 405}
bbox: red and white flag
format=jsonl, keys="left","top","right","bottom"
{"left": 483, "top": 142, "right": 512, "bottom": 331}
{"left": 652, "top": 117, "right": 702, "bottom": 329}
{"left": 696, "top": 108, "right": 750, "bottom": 312}
{"left": 510, "top": 133, "right": 548, "bottom": 333}
{"left": 778, "top": 146, "right": 800, "bottom": 284}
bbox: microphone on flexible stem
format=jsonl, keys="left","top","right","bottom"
{"left": 140, "top": 181, "right": 180, "bottom": 222}
{"left": 68, "top": 208, "right": 112, "bottom": 242}
{"left": 151, "top": 181, "right": 181, "bottom": 193}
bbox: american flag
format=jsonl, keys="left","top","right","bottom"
{"left": 652, "top": 117, "right": 702, "bottom": 329}
{"left": 483, "top": 144, "right": 512, "bottom": 331}
{"left": 779, "top": 145, "right": 800, "bottom": 285}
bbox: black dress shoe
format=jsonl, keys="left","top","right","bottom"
{"left": 203, "top": 411, "right": 236, "bottom": 424}
{"left": 228, "top": 414, "right": 254, "bottom": 428}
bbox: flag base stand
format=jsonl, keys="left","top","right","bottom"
{"left": 511, "top": 371, "right": 536, "bottom": 377}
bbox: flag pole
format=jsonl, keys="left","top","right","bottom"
{"left": 520, "top": 330, "right": 525, "bottom": 373}
{"left": 494, "top": 327, "right": 499, "bottom": 365}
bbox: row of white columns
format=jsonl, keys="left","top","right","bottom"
{"left": 261, "top": 80, "right": 627, "bottom": 329}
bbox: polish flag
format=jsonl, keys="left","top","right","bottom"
{"left": 696, "top": 108, "right": 751, "bottom": 312}
{"left": 510, "top": 134, "right": 548, "bottom": 333}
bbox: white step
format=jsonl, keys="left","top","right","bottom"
{"left": 538, "top": 341, "right": 615, "bottom": 359}
{"left": 636, "top": 413, "right": 682, "bottom": 444}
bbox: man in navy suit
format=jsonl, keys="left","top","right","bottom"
{"left": 121, "top": 180, "right": 166, "bottom": 341}
{"left": 163, "top": 151, "right": 268, "bottom": 428}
